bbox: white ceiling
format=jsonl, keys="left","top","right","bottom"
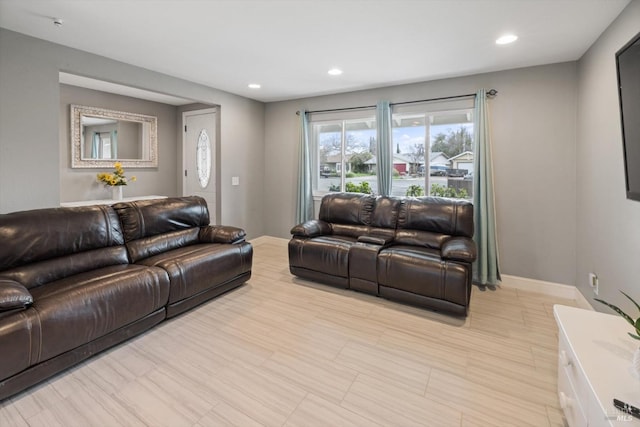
{"left": 0, "top": 0, "right": 631, "bottom": 103}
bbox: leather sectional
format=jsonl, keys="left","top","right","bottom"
{"left": 0, "top": 196, "right": 252, "bottom": 400}
{"left": 289, "top": 193, "right": 477, "bottom": 316}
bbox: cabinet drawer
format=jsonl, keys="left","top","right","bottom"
{"left": 559, "top": 332, "right": 591, "bottom": 414}
{"left": 558, "top": 362, "right": 588, "bottom": 427}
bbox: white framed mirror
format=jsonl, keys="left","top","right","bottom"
{"left": 70, "top": 104, "right": 158, "bottom": 168}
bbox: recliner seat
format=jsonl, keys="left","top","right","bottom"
{"left": 289, "top": 193, "right": 476, "bottom": 316}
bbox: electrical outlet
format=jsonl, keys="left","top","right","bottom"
{"left": 589, "top": 273, "right": 599, "bottom": 296}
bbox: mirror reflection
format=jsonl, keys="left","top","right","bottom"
{"left": 71, "top": 105, "right": 158, "bottom": 168}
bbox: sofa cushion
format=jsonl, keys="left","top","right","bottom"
{"left": 126, "top": 228, "right": 200, "bottom": 263}
{"left": 393, "top": 229, "right": 450, "bottom": 249}
{"left": 137, "top": 242, "right": 253, "bottom": 305}
{"left": 371, "top": 196, "right": 401, "bottom": 229}
{"left": 319, "top": 193, "right": 375, "bottom": 226}
{"left": 0, "top": 309, "right": 41, "bottom": 382}
{"left": 29, "top": 264, "right": 170, "bottom": 363}
{"left": 0, "top": 247, "right": 130, "bottom": 290}
{"left": 397, "top": 197, "right": 473, "bottom": 238}
{"left": 114, "top": 196, "right": 209, "bottom": 242}
{"left": 377, "top": 245, "right": 470, "bottom": 307}
{"left": 289, "top": 235, "right": 356, "bottom": 279}
{"left": 0, "top": 205, "right": 124, "bottom": 271}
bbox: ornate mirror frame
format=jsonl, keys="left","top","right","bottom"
{"left": 70, "top": 104, "right": 158, "bottom": 168}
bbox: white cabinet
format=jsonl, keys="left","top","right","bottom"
{"left": 60, "top": 195, "right": 166, "bottom": 207}
{"left": 554, "top": 305, "right": 640, "bottom": 426}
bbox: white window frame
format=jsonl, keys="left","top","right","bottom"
{"left": 310, "top": 111, "right": 377, "bottom": 197}
{"left": 391, "top": 104, "right": 474, "bottom": 198}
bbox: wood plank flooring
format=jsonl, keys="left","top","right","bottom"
{"left": 0, "top": 236, "right": 575, "bottom": 426}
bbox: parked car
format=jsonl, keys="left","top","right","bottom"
{"left": 463, "top": 171, "right": 473, "bottom": 181}
{"left": 320, "top": 166, "right": 331, "bottom": 177}
{"left": 429, "top": 165, "right": 447, "bottom": 176}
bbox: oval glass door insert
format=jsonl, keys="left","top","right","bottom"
{"left": 196, "top": 129, "right": 211, "bottom": 188}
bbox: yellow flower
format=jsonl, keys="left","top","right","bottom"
{"left": 98, "top": 162, "right": 136, "bottom": 186}
{"left": 130, "top": 176, "right": 137, "bottom": 182}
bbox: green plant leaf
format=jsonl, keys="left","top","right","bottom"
{"left": 621, "top": 290, "right": 640, "bottom": 314}
{"left": 629, "top": 332, "right": 640, "bottom": 341}
{"left": 594, "top": 298, "right": 635, "bottom": 326}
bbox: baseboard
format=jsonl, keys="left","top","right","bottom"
{"left": 500, "top": 274, "right": 593, "bottom": 310}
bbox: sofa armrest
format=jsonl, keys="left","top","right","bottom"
{"left": 199, "top": 225, "right": 246, "bottom": 244}
{"left": 0, "top": 279, "right": 33, "bottom": 318}
{"left": 357, "top": 235, "right": 394, "bottom": 246}
{"left": 290, "top": 220, "right": 331, "bottom": 238}
{"left": 441, "top": 237, "right": 477, "bottom": 263}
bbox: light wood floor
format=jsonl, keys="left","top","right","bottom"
{"left": 0, "top": 236, "right": 576, "bottom": 427}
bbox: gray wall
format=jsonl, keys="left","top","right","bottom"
{"left": 0, "top": 28, "right": 265, "bottom": 239}
{"left": 59, "top": 84, "right": 179, "bottom": 202}
{"left": 576, "top": 0, "right": 640, "bottom": 310}
{"left": 265, "top": 63, "right": 579, "bottom": 286}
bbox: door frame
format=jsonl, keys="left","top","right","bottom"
{"left": 181, "top": 107, "right": 219, "bottom": 221}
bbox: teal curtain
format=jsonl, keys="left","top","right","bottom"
{"left": 376, "top": 100, "right": 392, "bottom": 196}
{"left": 91, "top": 132, "right": 100, "bottom": 158}
{"left": 295, "top": 110, "right": 314, "bottom": 224}
{"left": 473, "top": 89, "right": 500, "bottom": 285}
{"left": 110, "top": 130, "right": 118, "bottom": 159}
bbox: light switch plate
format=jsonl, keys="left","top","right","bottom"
{"left": 232, "top": 176, "right": 239, "bottom": 186}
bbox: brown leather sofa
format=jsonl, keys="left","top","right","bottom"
{"left": 289, "top": 193, "right": 476, "bottom": 316}
{"left": 0, "top": 196, "right": 252, "bottom": 401}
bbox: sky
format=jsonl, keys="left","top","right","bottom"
{"left": 318, "top": 122, "right": 474, "bottom": 156}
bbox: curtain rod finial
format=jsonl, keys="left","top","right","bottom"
{"left": 487, "top": 89, "right": 498, "bottom": 97}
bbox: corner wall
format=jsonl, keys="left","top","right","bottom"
{"left": 59, "top": 84, "right": 179, "bottom": 202}
{"left": 265, "top": 63, "right": 579, "bottom": 286}
{"left": 0, "top": 28, "right": 265, "bottom": 239}
{"left": 576, "top": 0, "right": 640, "bottom": 310}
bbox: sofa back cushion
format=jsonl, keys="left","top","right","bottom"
{"left": 0, "top": 205, "right": 126, "bottom": 289}
{"left": 113, "top": 196, "right": 209, "bottom": 262}
{"left": 397, "top": 197, "right": 474, "bottom": 238}
{"left": 319, "top": 193, "right": 375, "bottom": 239}
{"left": 319, "top": 193, "right": 374, "bottom": 225}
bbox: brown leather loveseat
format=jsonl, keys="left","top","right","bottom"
{"left": 0, "top": 196, "right": 252, "bottom": 400}
{"left": 289, "top": 193, "right": 476, "bottom": 316}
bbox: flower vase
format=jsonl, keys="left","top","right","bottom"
{"left": 112, "top": 186, "right": 123, "bottom": 201}
{"left": 633, "top": 347, "right": 640, "bottom": 378}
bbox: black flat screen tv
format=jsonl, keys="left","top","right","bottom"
{"left": 616, "top": 31, "right": 640, "bottom": 202}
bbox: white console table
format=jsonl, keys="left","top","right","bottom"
{"left": 60, "top": 195, "right": 166, "bottom": 207}
{"left": 554, "top": 304, "right": 640, "bottom": 426}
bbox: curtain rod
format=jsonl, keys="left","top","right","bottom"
{"left": 296, "top": 88, "right": 497, "bottom": 115}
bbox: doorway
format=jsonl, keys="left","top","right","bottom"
{"left": 182, "top": 108, "right": 217, "bottom": 223}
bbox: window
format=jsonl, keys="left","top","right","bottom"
{"left": 312, "top": 116, "right": 377, "bottom": 195}
{"left": 391, "top": 109, "right": 473, "bottom": 199}
{"left": 309, "top": 104, "right": 474, "bottom": 199}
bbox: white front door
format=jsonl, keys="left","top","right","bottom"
{"left": 183, "top": 108, "right": 217, "bottom": 224}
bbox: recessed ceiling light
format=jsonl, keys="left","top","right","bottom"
{"left": 328, "top": 68, "right": 343, "bottom": 76}
{"left": 496, "top": 34, "right": 518, "bottom": 45}
{"left": 248, "top": 83, "right": 261, "bottom": 89}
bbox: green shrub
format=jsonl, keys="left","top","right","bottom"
{"left": 345, "top": 172, "right": 355, "bottom": 178}
{"left": 430, "top": 184, "right": 468, "bottom": 199}
{"left": 345, "top": 181, "right": 373, "bottom": 194}
{"left": 405, "top": 184, "right": 424, "bottom": 197}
